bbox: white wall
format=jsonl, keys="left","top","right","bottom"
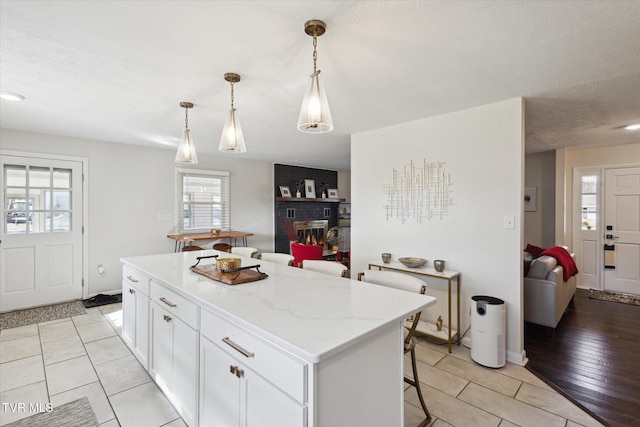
{"left": 351, "top": 98, "right": 526, "bottom": 364}
{"left": 524, "top": 151, "right": 556, "bottom": 247}
{"left": 1, "top": 128, "right": 274, "bottom": 297}
{"left": 337, "top": 170, "right": 351, "bottom": 202}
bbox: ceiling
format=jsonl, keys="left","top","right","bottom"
{"left": 1, "top": 1, "right": 638, "bottom": 171}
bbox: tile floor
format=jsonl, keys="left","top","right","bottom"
{"left": 0, "top": 303, "right": 603, "bottom": 427}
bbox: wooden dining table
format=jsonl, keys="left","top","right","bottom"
{"left": 167, "top": 230, "right": 254, "bottom": 252}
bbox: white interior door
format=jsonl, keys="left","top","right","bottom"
{"left": 604, "top": 167, "right": 640, "bottom": 295}
{"left": 1, "top": 154, "right": 84, "bottom": 312}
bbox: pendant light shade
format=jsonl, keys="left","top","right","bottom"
{"left": 219, "top": 73, "right": 246, "bottom": 153}
{"left": 298, "top": 19, "right": 333, "bottom": 133}
{"left": 175, "top": 102, "right": 198, "bottom": 164}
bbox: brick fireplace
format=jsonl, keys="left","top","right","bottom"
{"left": 274, "top": 164, "right": 339, "bottom": 254}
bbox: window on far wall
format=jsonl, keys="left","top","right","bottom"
{"left": 176, "top": 169, "right": 230, "bottom": 233}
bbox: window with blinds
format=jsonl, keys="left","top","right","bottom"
{"left": 177, "top": 169, "right": 230, "bottom": 232}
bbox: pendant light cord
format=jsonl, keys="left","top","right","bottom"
{"left": 312, "top": 33, "right": 318, "bottom": 73}
{"left": 230, "top": 82, "right": 235, "bottom": 109}
{"left": 184, "top": 106, "right": 189, "bottom": 130}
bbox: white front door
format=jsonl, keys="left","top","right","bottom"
{"left": 1, "top": 154, "right": 84, "bottom": 312}
{"left": 604, "top": 167, "right": 640, "bottom": 295}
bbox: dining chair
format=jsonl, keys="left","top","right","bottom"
{"left": 259, "top": 252, "right": 295, "bottom": 266}
{"left": 212, "top": 243, "right": 232, "bottom": 253}
{"left": 358, "top": 270, "right": 432, "bottom": 426}
{"left": 182, "top": 245, "right": 204, "bottom": 252}
{"left": 302, "top": 259, "right": 349, "bottom": 277}
{"left": 230, "top": 246, "right": 258, "bottom": 258}
{"left": 290, "top": 243, "right": 323, "bottom": 268}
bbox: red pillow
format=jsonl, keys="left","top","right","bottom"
{"left": 525, "top": 244, "right": 544, "bottom": 257}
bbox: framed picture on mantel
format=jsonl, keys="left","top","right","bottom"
{"left": 305, "top": 179, "right": 316, "bottom": 198}
{"left": 328, "top": 189, "right": 339, "bottom": 198}
{"left": 279, "top": 186, "right": 292, "bottom": 198}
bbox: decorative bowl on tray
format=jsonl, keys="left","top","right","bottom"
{"left": 216, "top": 257, "right": 241, "bottom": 272}
{"left": 398, "top": 257, "right": 427, "bottom": 268}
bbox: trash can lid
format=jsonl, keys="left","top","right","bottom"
{"left": 472, "top": 295, "right": 504, "bottom": 305}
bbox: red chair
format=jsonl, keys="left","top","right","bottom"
{"left": 290, "top": 243, "right": 323, "bottom": 268}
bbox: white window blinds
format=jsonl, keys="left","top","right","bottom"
{"left": 177, "top": 169, "right": 230, "bottom": 232}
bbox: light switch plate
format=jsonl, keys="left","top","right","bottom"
{"left": 504, "top": 215, "right": 515, "bottom": 229}
{"left": 158, "top": 214, "right": 172, "bottom": 221}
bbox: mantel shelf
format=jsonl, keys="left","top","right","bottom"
{"left": 276, "top": 197, "right": 345, "bottom": 203}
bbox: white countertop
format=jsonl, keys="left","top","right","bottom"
{"left": 122, "top": 250, "right": 436, "bottom": 363}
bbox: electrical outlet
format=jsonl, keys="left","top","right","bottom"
{"left": 157, "top": 214, "right": 172, "bottom": 221}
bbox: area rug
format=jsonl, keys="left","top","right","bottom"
{"left": 0, "top": 301, "right": 86, "bottom": 330}
{"left": 5, "top": 397, "right": 98, "bottom": 427}
{"left": 588, "top": 289, "right": 640, "bottom": 306}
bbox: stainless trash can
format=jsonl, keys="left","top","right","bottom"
{"left": 470, "top": 295, "right": 506, "bottom": 368}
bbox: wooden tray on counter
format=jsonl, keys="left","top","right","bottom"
{"left": 190, "top": 263, "right": 268, "bottom": 285}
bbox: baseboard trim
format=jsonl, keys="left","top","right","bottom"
{"left": 507, "top": 349, "right": 527, "bottom": 366}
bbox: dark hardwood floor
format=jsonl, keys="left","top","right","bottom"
{"left": 525, "top": 288, "right": 640, "bottom": 427}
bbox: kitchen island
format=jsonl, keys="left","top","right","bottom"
{"left": 121, "top": 250, "right": 435, "bottom": 427}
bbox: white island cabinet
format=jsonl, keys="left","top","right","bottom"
{"left": 121, "top": 251, "right": 435, "bottom": 427}
{"left": 199, "top": 307, "right": 306, "bottom": 426}
{"left": 149, "top": 281, "right": 199, "bottom": 427}
{"left": 122, "top": 265, "right": 150, "bottom": 369}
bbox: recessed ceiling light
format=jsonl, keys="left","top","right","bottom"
{"left": 0, "top": 91, "right": 26, "bottom": 101}
{"left": 624, "top": 123, "right": 640, "bottom": 130}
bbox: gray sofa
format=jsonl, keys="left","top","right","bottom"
{"left": 524, "top": 251, "right": 577, "bottom": 328}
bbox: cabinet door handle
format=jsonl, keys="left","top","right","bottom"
{"left": 163, "top": 314, "right": 172, "bottom": 322}
{"left": 159, "top": 297, "right": 177, "bottom": 308}
{"left": 129, "top": 288, "right": 136, "bottom": 294}
{"left": 126, "top": 275, "right": 138, "bottom": 283}
{"left": 229, "top": 365, "right": 244, "bottom": 378}
{"left": 222, "top": 337, "right": 255, "bottom": 358}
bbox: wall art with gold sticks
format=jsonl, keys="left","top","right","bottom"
{"left": 383, "top": 159, "right": 454, "bottom": 223}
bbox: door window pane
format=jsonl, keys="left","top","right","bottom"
{"left": 30, "top": 212, "right": 48, "bottom": 233}
{"left": 581, "top": 176, "right": 597, "bottom": 193}
{"left": 581, "top": 175, "right": 598, "bottom": 230}
{"left": 4, "top": 196, "right": 30, "bottom": 235}
{"left": 52, "top": 190, "right": 71, "bottom": 210}
{"left": 29, "top": 188, "right": 45, "bottom": 212}
{"left": 3, "top": 165, "right": 73, "bottom": 234}
{"left": 52, "top": 169, "right": 71, "bottom": 188}
{"left": 6, "top": 189, "right": 27, "bottom": 202}
{"left": 53, "top": 212, "right": 71, "bottom": 232}
{"left": 5, "top": 165, "right": 26, "bottom": 187}
{"left": 29, "top": 167, "right": 50, "bottom": 187}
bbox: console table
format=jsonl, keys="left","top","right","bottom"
{"left": 167, "top": 231, "right": 254, "bottom": 252}
{"left": 368, "top": 261, "right": 461, "bottom": 352}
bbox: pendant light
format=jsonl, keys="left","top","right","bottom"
{"left": 219, "top": 72, "right": 246, "bottom": 153}
{"left": 297, "top": 19, "right": 333, "bottom": 133}
{"left": 175, "top": 102, "right": 198, "bottom": 164}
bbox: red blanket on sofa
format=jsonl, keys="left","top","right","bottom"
{"left": 541, "top": 246, "right": 578, "bottom": 282}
